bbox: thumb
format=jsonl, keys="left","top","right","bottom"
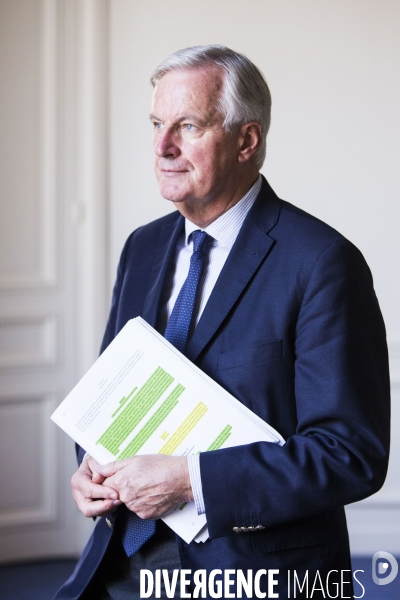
{"left": 95, "top": 459, "right": 127, "bottom": 478}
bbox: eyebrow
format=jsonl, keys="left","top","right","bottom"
{"left": 149, "top": 114, "right": 206, "bottom": 125}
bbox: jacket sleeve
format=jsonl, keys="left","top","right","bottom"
{"left": 199, "top": 238, "right": 390, "bottom": 539}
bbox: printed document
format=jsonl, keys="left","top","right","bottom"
{"left": 51, "top": 318, "right": 285, "bottom": 543}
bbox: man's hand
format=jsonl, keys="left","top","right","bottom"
{"left": 95, "top": 455, "right": 194, "bottom": 520}
{"left": 71, "top": 455, "right": 122, "bottom": 518}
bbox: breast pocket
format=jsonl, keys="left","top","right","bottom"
{"left": 217, "top": 339, "right": 283, "bottom": 371}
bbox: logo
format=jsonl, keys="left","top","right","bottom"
{"left": 372, "top": 551, "right": 398, "bottom": 586}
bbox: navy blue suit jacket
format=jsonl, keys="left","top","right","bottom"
{"left": 56, "top": 177, "right": 390, "bottom": 598}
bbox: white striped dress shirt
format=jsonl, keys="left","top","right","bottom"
{"left": 162, "top": 176, "right": 262, "bottom": 515}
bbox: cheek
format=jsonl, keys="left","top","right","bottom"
{"left": 187, "top": 145, "right": 220, "bottom": 178}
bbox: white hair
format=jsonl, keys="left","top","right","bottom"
{"left": 150, "top": 45, "right": 271, "bottom": 169}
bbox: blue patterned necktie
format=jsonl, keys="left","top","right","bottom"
{"left": 121, "top": 229, "right": 211, "bottom": 557}
{"left": 163, "top": 230, "right": 211, "bottom": 352}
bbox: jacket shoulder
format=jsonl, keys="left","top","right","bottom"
{"left": 118, "top": 211, "right": 181, "bottom": 262}
{"left": 128, "top": 210, "right": 181, "bottom": 243}
{"left": 255, "top": 177, "right": 349, "bottom": 253}
{"left": 271, "top": 199, "right": 372, "bottom": 291}
{"left": 278, "top": 200, "right": 346, "bottom": 246}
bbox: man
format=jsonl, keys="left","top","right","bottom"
{"left": 55, "top": 46, "right": 390, "bottom": 599}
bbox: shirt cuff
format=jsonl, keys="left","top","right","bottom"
{"left": 187, "top": 454, "right": 205, "bottom": 515}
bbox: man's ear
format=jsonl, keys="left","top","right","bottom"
{"left": 237, "top": 122, "right": 262, "bottom": 163}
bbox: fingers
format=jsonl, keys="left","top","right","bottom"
{"left": 72, "top": 473, "right": 116, "bottom": 499}
{"left": 101, "top": 455, "right": 192, "bottom": 516}
{"left": 71, "top": 463, "right": 122, "bottom": 518}
{"left": 72, "top": 485, "right": 122, "bottom": 518}
{"left": 77, "top": 497, "right": 121, "bottom": 519}
{"left": 89, "top": 455, "right": 192, "bottom": 520}
{"left": 95, "top": 459, "right": 127, "bottom": 478}
{"left": 91, "top": 470, "right": 106, "bottom": 484}
{"left": 83, "top": 455, "right": 106, "bottom": 484}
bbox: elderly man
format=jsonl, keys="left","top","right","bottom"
{"left": 55, "top": 46, "right": 390, "bottom": 599}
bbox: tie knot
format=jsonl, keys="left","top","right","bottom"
{"left": 191, "top": 230, "right": 210, "bottom": 254}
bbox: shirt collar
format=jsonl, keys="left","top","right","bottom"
{"left": 184, "top": 175, "right": 262, "bottom": 248}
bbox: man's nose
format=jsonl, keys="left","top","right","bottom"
{"left": 154, "top": 130, "right": 180, "bottom": 158}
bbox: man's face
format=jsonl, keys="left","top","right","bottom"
{"left": 150, "top": 67, "right": 240, "bottom": 208}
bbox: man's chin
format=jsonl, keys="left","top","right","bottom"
{"left": 158, "top": 184, "right": 188, "bottom": 204}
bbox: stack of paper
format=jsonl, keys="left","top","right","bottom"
{"left": 51, "top": 318, "right": 285, "bottom": 543}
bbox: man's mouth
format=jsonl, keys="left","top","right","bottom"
{"left": 160, "top": 169, "right": 187, "bottom": 176}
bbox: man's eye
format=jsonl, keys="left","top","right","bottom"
{"left": 153, "top": 122, "right": 162, "bottom": 130}
{"left": 183, "top": 123, "right": 195, "bottom": 131}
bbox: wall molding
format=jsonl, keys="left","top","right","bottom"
{"left": 74, "top": 0, "right": 109, "bottom": 374}
{"left": 0, "top": 393, "right": 58, "bottom": 530}
{"left": 0, "top": 315, "right": 58, "bottom": 369}
{"left": 38, "top": 0, "right": 58, "bottom": 287}
{"left": 0, "top": 0, "right": 57, "bottom": 290}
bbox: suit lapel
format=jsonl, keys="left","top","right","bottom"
{"left": 186, "top": 178, "right": 281, "bottom": 362}
{"left": 142, "top": 213, "right": 184, "bottom": 330}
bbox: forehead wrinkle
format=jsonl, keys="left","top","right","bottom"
{"left": 152, "top": 66, "right": 225, "bottom": 126}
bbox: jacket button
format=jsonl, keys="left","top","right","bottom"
{"left": 105, "top": 518, "right": 113, "bottom": 529}
{"left": 255, "top": 524, "right": 265, "bottom": 530}
{"left": 240, "top": 527, "right": 249, "bottom": 532}
{"left": 232, "top": 526, "right": 241, "bottom": 532}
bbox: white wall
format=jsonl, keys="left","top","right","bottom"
{"left": 109, "top": 0, "right": 400, "bottom": 554}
